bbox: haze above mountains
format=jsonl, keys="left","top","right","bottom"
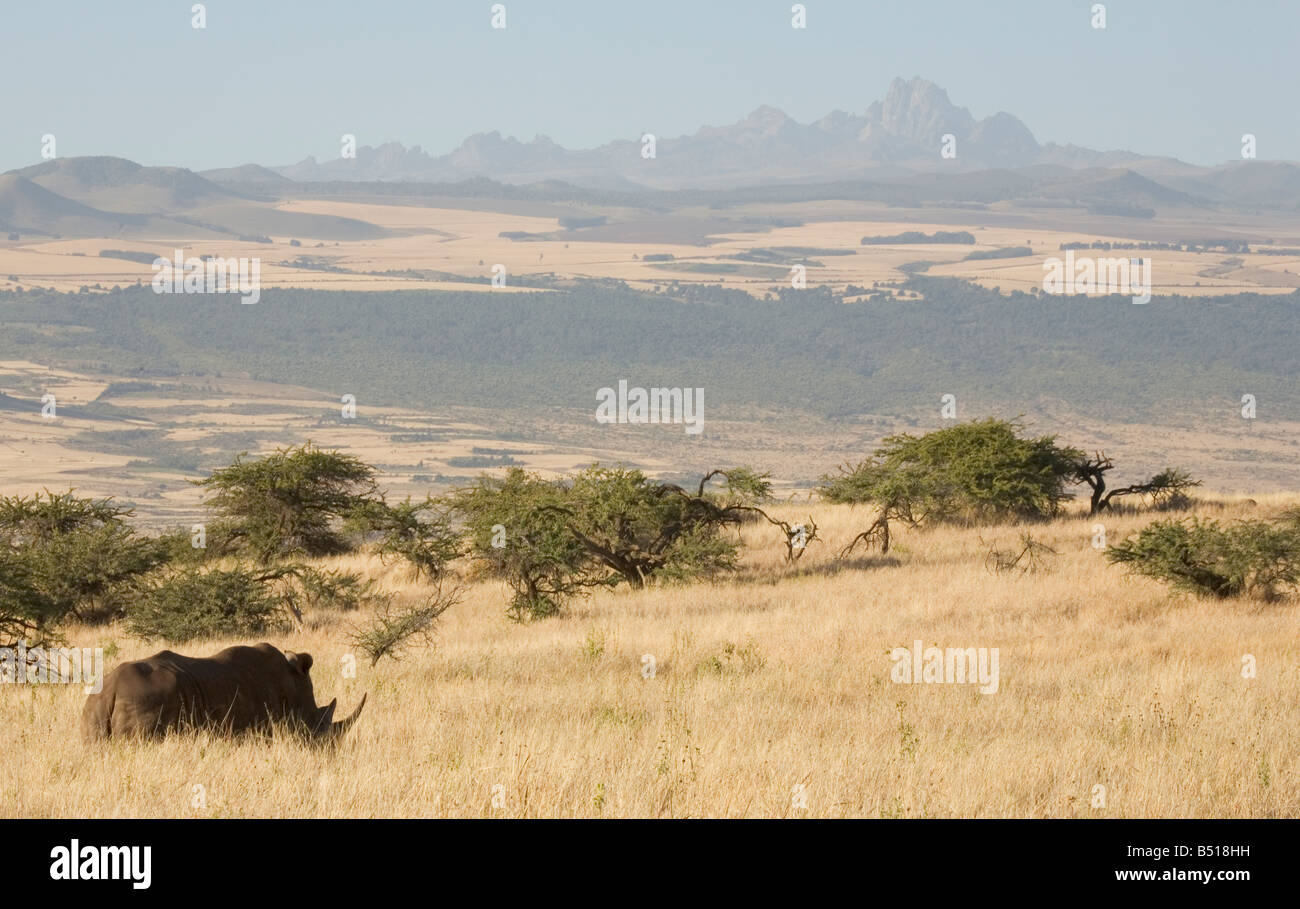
{"left": 2, "top": 77, "right": 1297, "bottom": 242}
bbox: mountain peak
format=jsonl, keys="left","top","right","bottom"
{"left": 876, "top": 76, "right": 975, "bottom": 146}
{"left": 743, "top": 105, "right": 792, "bottom": 124}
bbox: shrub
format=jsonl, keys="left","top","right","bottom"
{"left": 152, "top": 519, "right": 249, "bottom": 565}
{"left": 696, "top": 639, "right": 766, "bottom": 675}
{"left": 1107, "top": 516, "right": 1300, "bottom": 600}
{"left": 126, "top": 567, "right": 290, "bottom": 642}
{"left": 291, "top": 567, "right": 389, "bottom": 612}
{"left": 349, "top": 583, "right": 461, "bottom": 665}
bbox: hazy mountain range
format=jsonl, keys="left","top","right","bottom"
{"left": 2, "top": 77, "right": 1298, "bottom": 241}
{"left": 271, "top": 77, "right": 1230, "bottom": 189}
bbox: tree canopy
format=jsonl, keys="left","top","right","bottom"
{"left": 196, "top": 442, "right": 377, "bottom": 562}
{"left": 820, "top": 419, "right": 1083, "bottom": 526}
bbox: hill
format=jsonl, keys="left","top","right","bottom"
{"left": 0, "top": 157, "right": 392, "bottom": 241}
{"left": 0, "top": 173, "right": 145, "bottom": 236}
{"left": 11, "top": 156, "right": 239, "bottom": 213}
{"left": 200, "top": 163, "right": 298, "bottom": 189}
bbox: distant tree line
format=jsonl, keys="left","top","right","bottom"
{"left": 963, "top": 246, "right": 1032, "bottom": 260}
{"left": 861, "top": 230, "right": 976, "bottom": 245}
{"left": 2, "top": 278, "right": 1297, "bottom": 425}
{"left": 1057, "top": 239, "right": 1279, "bottom": 254}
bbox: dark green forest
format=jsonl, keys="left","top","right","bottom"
{"left": 0, "top": 278, "right": 1295, "bottom": 423}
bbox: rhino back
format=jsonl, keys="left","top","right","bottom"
{"left": 82, "top": 644, "right": 297, "bottom": 738}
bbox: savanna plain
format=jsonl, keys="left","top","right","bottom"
{"left": 5, "top": 496, "right": 1295, "bottom": 819}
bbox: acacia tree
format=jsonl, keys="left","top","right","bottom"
{"left": 820, "top": 419, "right": 1083, "bottom": 557}
{"left": 448, "top": 464, "right": 791, "bottom": 618}
{"left": 196, "top": 442, "right": 377, "bottom": 563}
{"left": 447, "top": 467, "right": 599, "bottom": 620}
{"left": 557, "top": 465, "right": 773, "bottom": 588}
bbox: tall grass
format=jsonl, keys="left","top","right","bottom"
{"left": 3, "top": 495, "right": 1296, "bottom": 817}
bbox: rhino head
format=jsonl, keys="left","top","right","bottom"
{"left": 283, "top": 651, "right": 367, "bottom": 741}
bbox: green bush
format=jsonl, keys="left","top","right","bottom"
{"left": 292, "top": 566, "right": 390, "bottom": 612}
{"left": 0, "top": 491, "right": 168, "bottom": 624}
{"left": 0, "top": 548, "right": 60, "bottom": 648}
{"left": 1107, "top": 516, "right": 1300, "bottom": 600}
{"left": 126, "top": 567, "right": 290, "bottom": 642}
{"left": 448, "top": 468, "right": 595, "bottom": 621}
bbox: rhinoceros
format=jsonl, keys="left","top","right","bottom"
{"left": 81, "top": 642, "right": 366, "bottom": 741}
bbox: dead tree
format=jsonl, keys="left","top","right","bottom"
{"left": 839, "top": 513, "right": 891, "bottom": 559}
{"left": 1074, "top": 452, "right": 1200, "bottom": 515}
{"left": 681, "top": 473, "right": 821, "bottom": 563}
{"left": 1074, "top": 451, "right": 1115, "bottom": 516}
{"left": 836, "top": 494, "right": 928, "bottom": 559}
{"left": 750, "top": 514, "right": 820, "bottom": 562}
{"left": 984, "top": 533, "right": 1058, "bottom": 575}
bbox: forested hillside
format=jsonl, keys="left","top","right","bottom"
{"left": 1, "top": 278, "right": 1296, "bottom": 423}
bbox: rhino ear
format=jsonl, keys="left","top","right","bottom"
{"left": 287, "top": 651, "right": 313, "bottom": 675}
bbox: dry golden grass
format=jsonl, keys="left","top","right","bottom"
{"left": 3, "top": 496, "right": 1297, "bottom": 818}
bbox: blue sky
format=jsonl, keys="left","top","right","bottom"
{"left": 2, "top": 0, "right": 1296, "bottom": 172}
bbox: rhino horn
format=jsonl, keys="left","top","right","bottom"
{"left": 329, "top": 693, "right": 367, "bottom": 740}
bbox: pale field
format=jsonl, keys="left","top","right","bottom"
{"left": 0, "top": 235, "right": 535, "bottom": 294}
{"left": 2, "top": 496, "right": 1297, "bottom": 818}
{"left": 268, "top": 204, "right": 1300, "bottom": 296}
{"left": 2, "top": 200, "right": 1297, "bottom": 296}
{"left": 928, "top": 247, "right": 1300, "bottom": 296}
